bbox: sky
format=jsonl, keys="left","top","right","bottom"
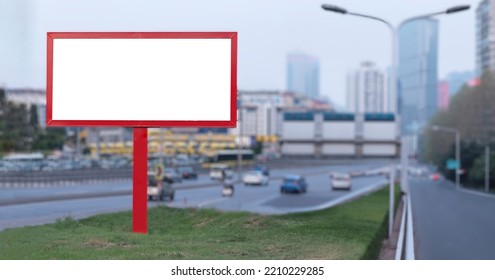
{"left": 0, "top": 0, "right": 478, "bottom": 107}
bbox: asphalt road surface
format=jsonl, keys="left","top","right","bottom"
{"left": 410, "top": 177, "right": 495, "bottom": 259}
{"left": 0, "top": 160, "right": 393, "bottom": 231}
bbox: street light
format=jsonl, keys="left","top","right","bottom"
{"left": 320, "top": 3, "right": 470, "bottom": 117}
{"left": 321, "top": 4, "right": 469, "bottom": 190}
{"left": 431, "top": 125, "right": 461, "bottom": 189}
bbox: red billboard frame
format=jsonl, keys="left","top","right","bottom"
{"left": 46, "top": 32, "right": 237, "bottom": 127}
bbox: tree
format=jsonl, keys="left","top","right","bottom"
{"left": 33, "top": 128, "right": 66, "bottom": 151}
{"left": 0, "top": 88, "right": 64, "bottom": 153}
{"left": 30, "top": 104, "right": 39, "bottom": 131}
{"left": 422, "top": 71, "right": 495, "bottom": 188}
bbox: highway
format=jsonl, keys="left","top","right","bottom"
{"left": 0, "top": 160, "right": 392, "bottom": 231}
{"left": 410, "top": 177, "right": 495, "bottom": 259}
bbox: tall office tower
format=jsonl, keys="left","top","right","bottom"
{"left": 398, "top": 18, "right": 439, "bottom": 135}
{"left": 346, "top": 61, "right": 387, "bottom": 113}
{"left": 0, "top": 0, "right": 34, "bottom": 87}
{"left": 476, "top": 0, "right": 495, "bottom": 77}
{"left": 286, "top": 53, "right": 319, "bottom": 98}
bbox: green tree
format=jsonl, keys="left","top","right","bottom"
{"left": 30, "top": 104, "right": 39, "bottom": 130}
{"left": 422, "top": 71, "right": 495, "bottom": 188}
{"left": 33, "top": 128, "right": 66, "bottom": 151}
{"left": 0, "top": 88, "right": 67, "bottom": 153}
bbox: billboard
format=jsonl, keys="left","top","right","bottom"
{"left": 47, "top": 32, "right": 237, "bottom": 127}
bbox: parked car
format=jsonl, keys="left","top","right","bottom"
{"left": 243, "top": 170, "right": 269, "bottom": 186}
{"left": 147, "top": 172, "right": 175, "bottom": 201}
{"left": 331, "top": 173, "right": 351, "bottom": 190}
{"left": 253, "top": 165, "right": 270, "bottom": 176}
{"left": 177, "top": 166, "right": 198, "bottom": 179}
{"left": 163, "top": 168, "right": 182, "bottom": 183}
{"left": 209, "top": 164, "right": 234, "bottom": 180}
{"left": 280, "top": 175, "right": 307, "bottom": 193}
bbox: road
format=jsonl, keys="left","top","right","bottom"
{"left": 0, "top": 160, "right": 393, "bottom": 231}
{"left": 410, "top": 177, "right": 495, "bottom": 259}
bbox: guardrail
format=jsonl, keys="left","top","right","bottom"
{"left": 395, "top": 194, "right": 415, "bottom": 260}
{"left": 0, "top": 168, "right": 132, "bottom": 187}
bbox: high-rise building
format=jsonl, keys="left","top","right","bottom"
{"left": 286, "top": 53, "right": 319, "bottom": 97}
{"left": 385, "top": 66, "right": 396, "bottom": 113}
{"left": 0, "top": 0, "right": 34, "bottom": 87}
{"left": 346, "top": 62, "right": 387, "bottom": 114}
{"left": 476, "top": 0, "right": 495, "bottom": 76}
{"left": 438, "top": 80, "right": 449, "bottom": 110}
{"left": 398, "top": 19, "right": 439, "bottom": 135}
{"left": 446, "top": 71, "right": 475, "bottom": 96}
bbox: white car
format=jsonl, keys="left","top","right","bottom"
{"left": 331, "top": 173, "right": 351, "bottom": 190}
{"left": 209, "top": 164, "right": 234, "bottom": 180}
{"left": 243, "top": 171, "right": 269, "bottom": 186}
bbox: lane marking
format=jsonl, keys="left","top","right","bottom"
{"left": 197, "top": 197, "right": 228, "bottom": 208}
{"left": 283, "top": 179, "right": 387, "bottom": 214}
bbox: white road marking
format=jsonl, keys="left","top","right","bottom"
{"left": 197, "top": 197, "right": 229, "bottom": 208}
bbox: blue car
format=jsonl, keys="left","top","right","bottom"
{"left": 280, "top": 175, "right": 308, "bottom": 193}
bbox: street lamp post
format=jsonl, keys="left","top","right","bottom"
{"left": 321, "top": 4, "right": 470, "bottom": 116}
{"left": 322, "top": 4, "right": 469, "bottom": 239}
{"left": 431, "top": 125, "right": 461, "bottom": 189}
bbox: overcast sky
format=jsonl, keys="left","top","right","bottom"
{"left": 0, "top": 0, "right": 478, "bottom": 107}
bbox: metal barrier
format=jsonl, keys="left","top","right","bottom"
{"left": 0, "top": 168, "right": 132, "bottom": 187}
{"left": 395, "top": 194, "right": 415, "bottom": 260}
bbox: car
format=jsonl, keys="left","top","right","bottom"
{"left": 243, "top": 170, "right": 269, "bottom": 186}
{"left": 147, "top": 172, "right": 175, "bottom": 201}
{"left": 430, "top": 173, "right": 440, "bottom": 181}
{"left": 209, "top": 164, "right": 234, "bottom": 180}
{"left": 163, "top": 168, "right": 182, "bottom": 183}
{"left": 280, "top": 175, "right": 307, "bottom": 193}
{"left": 177, "top": 166, "right": 198, "bottom": 179}
{"left": 253, "top": 165, "right": 270, "bottom": 176}
{"left": 331, "top": 173, "right": 351, "bottom": 190}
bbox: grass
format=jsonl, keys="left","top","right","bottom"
{"left": 0, "top": 186, "right": 399, "bottom": 260}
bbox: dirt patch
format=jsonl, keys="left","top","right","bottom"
{"left": 84, "top": 239, "right": 115, "bottom": 249}
{"left": 243, "top": 216, "right": 268, "bottom": 229}
{"left": 193, "top": 217, "right": 213, "bottom": 228}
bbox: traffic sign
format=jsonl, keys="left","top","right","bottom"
{"left": 446, "top": 159, "right": 459, "bottom": 170}
{"left": 155, "top": 162, "right": 164, "bottom": 181}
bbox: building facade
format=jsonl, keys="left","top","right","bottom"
{"left": 230, "top": 91, "right": 283, "bottom": 139}
{"left": 438, "top": 80, "right": 449, "bottom": 110}
{"left": 347, "top": 61, "right": 387, "bottom": 113}
{"left": 476, "top": 0, "right": 495, "bottom": 76}
{"left": 398, "top": 19, "right": 439, "bottom": 135}
{"left": 281, "top": 112, "right": 398, "bottom": 157}
{"left": 0, "top": 0, "right": 35, "bottom": 87}
{"left": 5, "top": 88, "right": 46, "bottom": 128}
{"left": 286, "top": 53, "right": 319, "bottom": 98}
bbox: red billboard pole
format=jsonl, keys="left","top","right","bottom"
{"left": 133, "top": 128, "right": 148, "bottom": 233}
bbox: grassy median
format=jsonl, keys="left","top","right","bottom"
{"left": 0, "top": 187, "right": 398, "bottom": 259}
